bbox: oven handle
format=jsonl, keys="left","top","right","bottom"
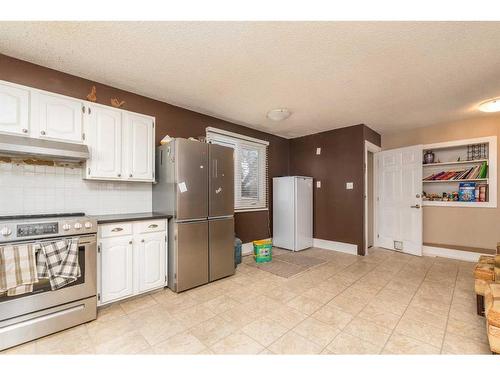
{"left": 0, "top": 234, "right": 97, "bottom": 248}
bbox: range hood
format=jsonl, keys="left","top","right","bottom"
{"left": 0, "top": 134, "right": 90, "bottom": 161}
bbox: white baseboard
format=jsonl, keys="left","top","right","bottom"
{"left": 422, "top": 245, "right": 484, "bottom": 262}
{"left": 313, "top": 238, "right": 358, "bottom": 255}
{"left": 241, "top": 238, "right": 272, "bottom": 256}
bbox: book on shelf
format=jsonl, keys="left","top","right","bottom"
{"left": 423, "top": 161, "right": 488, "bottom": 181}
{"left": 458, "top": 182, "right": 476, "bottom": 201}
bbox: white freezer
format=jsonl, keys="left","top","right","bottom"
{"left": 272, "top": 176, "right": 313, "bottom": 251}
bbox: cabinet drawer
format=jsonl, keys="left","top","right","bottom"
{"left": 99, "top": 223, "right": 133, "bottom": 238}
{"left": 134, "top": 220, "right": 166, "bottom": 234}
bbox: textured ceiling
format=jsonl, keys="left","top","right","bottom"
{"left": 1, "top": 21, "right": 500, "bottom": 138}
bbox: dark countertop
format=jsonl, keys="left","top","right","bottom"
{"left": 91, "top": 212, "right": 172, "bottom": 225}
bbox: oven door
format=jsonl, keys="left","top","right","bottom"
{"left": 0, "top": 234, "right": 96, "bottom": 323}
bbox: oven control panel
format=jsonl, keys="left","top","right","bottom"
{"left": 0, "top": 217, "right": 97, "bottom": 243}
{"left": 17, "top": 222, "right": 59, "bottom": 237}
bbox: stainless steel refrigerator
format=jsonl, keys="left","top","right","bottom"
{"left": 153, "top": 138, "right": 235, "bottom": 292}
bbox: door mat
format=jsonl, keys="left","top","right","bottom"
{"left": 247, "top": 250, "right": 326, "bottom": 278}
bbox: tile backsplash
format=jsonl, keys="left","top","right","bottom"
{"left": 0, "top": 162, "right": 152, "bottom": 215}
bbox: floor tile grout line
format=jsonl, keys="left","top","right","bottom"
{"left": 378, "top": 256, "right": 437, "bottom": 354}
{"left": 439, "top": 263, "right": 460, "bottom": 354}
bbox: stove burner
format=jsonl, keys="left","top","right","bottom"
{"left": 0, "top": 212, "right": 85, "bottom": 221}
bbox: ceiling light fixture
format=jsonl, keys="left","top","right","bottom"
{"left": 478, "top": 98, "right": 500, "bottom": 113}
{"left": 267, "top": 108, "right": 291, "bottom": 121}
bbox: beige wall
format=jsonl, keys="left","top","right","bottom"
{"left": 382, "top": 114, "right": 500, "bottom": 251}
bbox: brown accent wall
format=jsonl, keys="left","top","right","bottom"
{"left": 0, "top": 54, "right": 290, "bottom": 243}
{"left": 382, "top": 115, "right": 500, "bottom": 251}
{"left": 289, "top": 124, "right": 380, "bottom": 255}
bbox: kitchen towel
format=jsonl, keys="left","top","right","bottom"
{"left": 37, "top": 238, "right": 81, "bottom": 290}
{"left": 0, "top": 244, "right": 38, "bottom": 296}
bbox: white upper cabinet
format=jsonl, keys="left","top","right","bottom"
{"left": 0, "top": 79, "right": 155, "bottom": 183}
{"left": 33, "top": 91, "right": 84, "bottom": 143}
{"left": 0, "top": 81, "right": 30, "bottom": 136}
{"left": 123, "top": 112, "right": 154, "bottom": 181}
{"left": 85, "top": 105, "right": 122, "bottom": 179}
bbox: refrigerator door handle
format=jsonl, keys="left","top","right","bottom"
{"left": 213, "top": 158, "right": 218, "bottom": 178}
{"left": 176, "top": 217, "right": 208, "bottom": 223}
{"left": 208, "top": 215, "right": 234, "bottom": 220}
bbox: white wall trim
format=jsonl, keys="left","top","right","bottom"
{"left": 364, "top": 140, "right": 382, "bottom": 254}
{"left": 313, "top": 238, "right": 358, "bottom": 255}
{"left": 206, "top": 126, "right": 269, "bottom": 145}
{"left": 422, "top": 245, "right": 485, "bottom": 263}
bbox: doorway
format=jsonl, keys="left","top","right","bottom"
{"left": 364, "top": 141, "right": 381, "bottom": 255}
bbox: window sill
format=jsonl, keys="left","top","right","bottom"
{"left": 235, "top": 207, "right": 269, "bottom": 213}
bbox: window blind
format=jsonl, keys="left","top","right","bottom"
{"left": 206, "top": 127, "right": 269, "bottom": 211}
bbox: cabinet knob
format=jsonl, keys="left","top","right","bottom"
{"left": 22, "top": 128, "right": 28, "bottom": 134}
{"left": 40, "top": 130, "right": 46, "bottom": 135}
{"left": 129, "top": 240, "right": 132, "bottom": 245}
{"left": 129, "top": 174, "right": 133, "bottom": 178}
{"left": 141, "top": 239, "right": 145, "bottom": 243}
{"left": 117, "top": 173, "right": 121, "bottom": 177}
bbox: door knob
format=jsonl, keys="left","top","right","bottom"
{"left": 410, "top": 204, "right": 421, "bottom": 209}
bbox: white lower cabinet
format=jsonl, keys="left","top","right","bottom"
{"left": 100, "top": 235, "right": 134, "bottom": 304}
{"left": 98, "top": 219, "right": 167, "bottom": 306}
{"left": 138, "top": 232, "right": 166, "bottom": 293}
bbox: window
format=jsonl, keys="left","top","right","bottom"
{"left": 206, "top": 127, "right": 269, "bottom": 211}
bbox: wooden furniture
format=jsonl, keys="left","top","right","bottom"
{"left": 485, "top": 282, "right": 500, "bottom": 354}
{"left": 97, "top": 219, "right": 167, "bottom": 305}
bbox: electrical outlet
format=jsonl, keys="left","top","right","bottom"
{"left": 316, "top": 181, "right": 321, "bottom": 188}
{"left": 316, "top": 147, "right": 321, "bottom": 155}
{"left": 394, "top": 241, "right": 403, "bottom": 251}
{"left": 346, "top": 182, "right": 353, "bottom": 190}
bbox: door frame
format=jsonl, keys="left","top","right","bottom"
{"left": 364, "top": 140, "right": 381, "bottom": 254}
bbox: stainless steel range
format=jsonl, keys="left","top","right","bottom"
{"left": 0, "top": 213, "right": 97, "bottom": 351}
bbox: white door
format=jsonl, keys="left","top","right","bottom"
{"left": 35, "top": 92, "right": 83, "bottom": 143}
{"left": 123, "top": 112, "right": 154, "bottom": 181}
{"left": 100, "top": 236, "right": 134, "bottom": 303}
{"left": 86, "top": 105, "right": 122, "bottom": 179}
{"left": 137, "top": 232, "right": 166, "bottom": 292}
{"left": 375, "top": 145, "right": 423, "bottom": 256}
{"left": 0, "top": 82, "right": 30, "bottom": 136}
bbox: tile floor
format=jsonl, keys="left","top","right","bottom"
{"left": 2, "top": 247, "right": 491, "bottom": 355}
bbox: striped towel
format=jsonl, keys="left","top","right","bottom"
{"left": 0, "top": 244, "right": 38, "bottom": 296}
{"left": 37, "top": 238, "right": 81, "bottom": 290}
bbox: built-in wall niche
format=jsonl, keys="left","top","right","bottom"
{"left": 422, "top": 136, "right": 497, "bottom": 207}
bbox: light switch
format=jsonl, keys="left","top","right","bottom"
{"left": 316, "top": 181, "right": 321, "bottom": 188}
{"left": 316, "top": 147, "right": 321, "bottom": 155}
{"left": 346, "top": 182, "right": 353, "bottom": 190}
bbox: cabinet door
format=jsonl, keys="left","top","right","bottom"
{"left": 35, "top": 92, "right": 83, "bottom": 143}
{"left": 100, "top": 236, "right": 134, "bottom": 303}
{"left": 137, "top": 231, "right": 166, "bottom": 292}
{"left": 0, "top": 82, "right": 30, "bottom": 136}
{"left": 124, "top": 112, "right": 154, "bottom": 181}
{"left": 86, "top": 105, "right": 122, "bottom": 179}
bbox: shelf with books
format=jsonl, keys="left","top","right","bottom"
{"left": 421, "top": 136, "right": 497, "bottom": 208}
